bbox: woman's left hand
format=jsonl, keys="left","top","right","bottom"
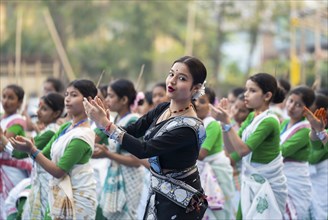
{"left": 92, "top": 143, "right": 109, "bottom": 158}
{"left": 8, "top": 136, "right": 34, "bottom": 153}
{"left": 83, "top": 96, "right": 111, "bottom": 128}
{"left": 304, "top": 107, "right": 327, "bottom": 132}
{"left": 210, "top": 98, "right": 231, "bottom": 124}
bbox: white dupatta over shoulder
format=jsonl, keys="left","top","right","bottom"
{"left": 0, "top": 114, "right": 30, "bottom": 219}
{"left": 280, "top": 120, "right": 312, "bottom": 220}
{"left": 241, "top": 110, "right": 287, "bottom": 219}
{"left": 49, "top": 126, "right": 97, "bottom": 220}
{"left": 22, "top": 123, "right": 60, "bottom": 220}
{"left": 197, "top": 116, "right": 234, "bottom": 220}
{"left": 100, "top": 113, "right": 144, "bottom": 220}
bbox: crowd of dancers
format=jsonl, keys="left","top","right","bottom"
{"left": 0, "top": 55, "right": 327, "bottom": 220}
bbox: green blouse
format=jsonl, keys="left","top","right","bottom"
{"left": 238, "top": 112, "right": 281, "bottom": 163}
{"left": 42, "top": 122, "right": 93, "bottom": 172}
{"left": 12, "top": 130, "right": 56, "bottom": 159}
{"left": 201, "top": 120, "right": 223, "bottom": 155}
{"left": 280, "top": 119, "right": 310, "bottom": 162}
{"left": 6, "top": 124, "right": 25, "bottom": 137}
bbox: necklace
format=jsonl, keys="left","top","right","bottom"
{"left": 168, "top": 104, "right": 193, "bottom": 117}
{"left": 57, "top": 118, "right": 88, "bottom": 139}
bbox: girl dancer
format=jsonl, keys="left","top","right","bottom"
{"left": 280, "top": 86, "right": 315, "bottom": 219}
{"left": 211, "top": 73, "right": 287, "bottom": 219}
{"left": 9, "top": 79, "right": 98, "bottom": 219}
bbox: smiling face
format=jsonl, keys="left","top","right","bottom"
{"left": 285, "top": 93, "right": 305, "bottom": 120}
{"left": 166, "top": 62, "right": 195, "bottom": 102}
{"left": 64, "top": 86, "right": 85, "bottom": 117}
{"left": 1, "top": 88, "right": 22, "bottom": 115}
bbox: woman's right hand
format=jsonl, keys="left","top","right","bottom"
{"left": 210, "top": 98, "right": 231, "bottom": 124}
{"left": 92, "top": 143, "right": 109, "bottom": 158}
{"left": 83, "top": 96, "right": 111, "bottom": 129}
{"left": 8, "top": 136, "right": 35, "bottom": 154}
{"left": 304, "top": 107, "right": 327, "bottom": 132}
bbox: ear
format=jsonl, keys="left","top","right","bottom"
{"left": 53, "top": 110, "right": 62, "bottom": 120}
{"left": 120, "top": 96, "right": 128, "bottom": 105}
{"left": 264, "top": 92, "right": 273, "bottom": 102}
{"left": 193, "top": 83, "right": 202, "bottom": 92}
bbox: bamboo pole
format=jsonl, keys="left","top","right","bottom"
{"left": 185, "top": 1, "right": 196, "bottom": 55}
{"left": 15, "top": 8, "right": 22, "bottom": 85}
{"left": 96, "top": 70, "right": 105, "bottom": 88}
{"left": 135, "top": 64, "right": 145, "bottom": 91}
{"left": 43, "top": 8, "right": 75, "bottom": 81}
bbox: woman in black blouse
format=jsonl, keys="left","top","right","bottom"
{"left": 84, "top": 56, "right": 208, "bottom": 220}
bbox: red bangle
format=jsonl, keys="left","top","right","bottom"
{"left": 105, "top": 122, "right": 112, "bottom": 133}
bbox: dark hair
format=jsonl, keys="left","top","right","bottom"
{"left": 317, "top": 88, "right": 328, "bottom": 97}
{"left": 277, "top": 78, "right": 291, "bottom": 94}
{"left": 98, "top": 84, "right": 108, "bottom": 98}
{"left": 249, "top": 73, "right": 285, "bottom": 104}
{"left": 4, "top": 84, "right": 25, "bottom": 102}
{"left": 205, "top": 87, "right": 216, "bottom": 105}
{"left": 67, "top": 79, "right": 97, "bottom": 99}
{"left": 313, "top": 93, "right": 328, "bottom": 109}
{"left": 172, "top": 56, "right": 207, "bottom": 85}
{"left": 237, "top": 93, "right": 245, "bottom": 100}
{"left": 230, "top": 87, "right": 245, "bottom": 98}
{"left": 289, "top": 86, "right": 315, "bottom": 108}
{"left": 45, "top": 77, "right": 64, "bottom": 93}
{"left": 109, "top": 79, "right": 137, "bottom": 106}
{"left": 153, "top": 82, "right": 166, "bottom": 91}
{"left": 41, "top": 92, "right": 65, "bottom": 118}
{"left": 144, "top": 91, "right": 153, "bottom": 105}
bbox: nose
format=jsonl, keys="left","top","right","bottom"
{"left": 289, "top": 103, "right": 296, "bottom": 110}
{"left": 169, "top": 75, "right": 177, "bottom": 85}
{"left": 65, "top": 96, "right": 70, "bottom": 104}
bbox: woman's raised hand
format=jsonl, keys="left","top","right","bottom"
{"left": 83, "top": 96, "right": 111, "bottom": 128}
{"left": 304, "top": 107, "right": 327, "bottom": 132}
{"left": 209, "top": 98, "right": 230, "bottom": 124}
{"left": 8, "top": 136, "right": 34, "bottom": 153}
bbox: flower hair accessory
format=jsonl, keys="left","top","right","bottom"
{"left": 192, "top": 81, "right": 206, "bottom": 100}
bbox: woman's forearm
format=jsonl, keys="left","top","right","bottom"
{"left": 106, "top": 151, "right": 141, "bottom": 167}
{"left": 31, "top": 147, "right": 66, "bottom": 178}
{"left": 223, "top": 128, "right": 250, "bottom": 157}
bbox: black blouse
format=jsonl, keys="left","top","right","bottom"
{"left": 122, "top": 102, "right": 200, "bottom": 170}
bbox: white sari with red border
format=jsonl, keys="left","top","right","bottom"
{"left": 0, "top": 114, "right": 31, "bottom": 219}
